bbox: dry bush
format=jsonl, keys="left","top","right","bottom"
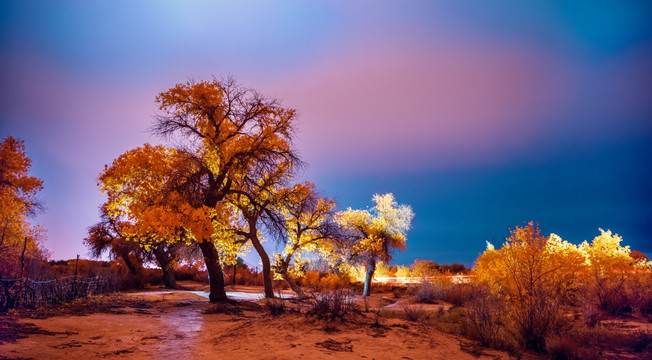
{"left": 308, "top": 290, "right": 357, "bottom": 321}
{"left": 580, "top": 301, "right": 600, "bottom": 328}
{"left": 392, "top": 286, "right": 406, "bottom": 299}
{"left": 264, "top": 298, "right": 286, "bottom": 316}
{"left": 319, "top": 273, "right": 349, "bottom": 290}
{"left": 465, "top": 285, "right": 503, "bottom": 347}
{"left": 402, "top": 303, "right": 425, "bottom": 322}
{"left": 443, "top": 282, "right": 469, "bottom": 307}
{"left": 300, "top": 270, "right": 321, "bottom": 289}
{"left": 412, "top": 279, "right": 442, "bottom": 303}
{"left": 568, "top": 326, "right": 652, "bottom": 359}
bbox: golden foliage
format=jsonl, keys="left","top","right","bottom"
{"left": 0, "top": 136, "right": 47, "bottom": 277}
{"left": 334, "top": 193, "right": 413, "bottom": 263}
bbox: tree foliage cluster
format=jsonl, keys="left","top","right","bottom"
{"left": 473, "top": 222, "right": 652, "bottom": 352}
{"left": 0, "top": 136, "right": 48, "bottom": 279}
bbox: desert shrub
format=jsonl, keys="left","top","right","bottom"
{"left": 300, "top": 270, "right": 321, "bottom": 289}
{"left": 174, "top": 264, "right": 201, "bottom": 281}
{"left": 402, "top": 303, "right": 425, "bottom": 322}
{"left": 392, "top": 286, "right": 406, "bottom": 298}
{"left": 569, "top": 326, "right": 652, "bottom": 359}
{"left": 264, "top": 298, "right": 286, "bottom": 316}
{"left": 308, "top": 290, "right": 357, "bottom": 321}
{"left": 465, "top": 285, "right": 502, "bottom": 346}
{"left": 413, "top": 279, "right": 442, "bottom": 303}
{"left": 580, "top": 301, "right": 600, "bottom": 328}
{"left": 443, "top": 282, "right": 468, "bottom": 307}
{"left": 579, "top": 229, "right": 652, "bottom": 318}
{"left": 474, "top": 223, "right": 584, "bottom": 352}
{"left": 319, "top": 273, "right": 349, "bottom": 290}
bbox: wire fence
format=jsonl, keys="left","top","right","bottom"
{"left": 0, "top": 275, "right": 117, "bottom": 311}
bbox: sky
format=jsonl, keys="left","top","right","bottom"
{"left": 1, "top": 1, "right": 651, "bottom": 267}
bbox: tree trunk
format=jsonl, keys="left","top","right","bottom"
{"left": 232, "top": 265, "right": 236, "bottom": 286}
{"left": 363, "top": 260, "right": 376, "bottom": 297}
{"left": 19, "top": 237, "right": 28, "bottom": 278}
{"left": 281, "top": 270, "right": 306, "bottom": 299}
{"left": 198, "top": 241, "right": 227, "bottom": 302}
{"left": 120, "top": 254, "right": 142, "bottom": 276}
{"left": 249, "top": 234, "right": 274, "bottom": 298}
{"left": 153, "top": 247, "right": 177, "bottom": 289}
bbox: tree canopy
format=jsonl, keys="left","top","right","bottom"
{"left": 334, "top": 193, "right": 414, "bottom": 296}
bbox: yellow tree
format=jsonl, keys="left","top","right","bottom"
{"left": 0, "top": 136, "right": 46, "bottom": 278}
{"left": 147, "top": 77, "right": 299, "bottom": 301}
{"left": 578, "top": 229, "right": 650, "bottom": 315}
{"left": 99, "top": 144, "right": 246, "bottom": 295}
{"left": 474, "top": 222, "right": 584, "bottom": 351}
{"left": 227, "top": 157, "right": 296, "bottom": 298}
{"left": 334, "top": 193, "right": 414, "bottom": 296}
{"left": 271, "top": 182, "right": 336, "bottom": 299}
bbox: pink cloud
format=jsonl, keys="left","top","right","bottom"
{"left": 263, "top": 42, "right": 578, "bottom": 173}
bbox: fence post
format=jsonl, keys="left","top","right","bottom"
{"left": 74, "top": 254, "right": 79, "bottom": 296}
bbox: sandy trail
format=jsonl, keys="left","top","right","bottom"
{"left": 0, "top": 290, "right": 519, "bottom": 360}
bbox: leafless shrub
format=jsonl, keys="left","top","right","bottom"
{"left": 413, "top": 279, "right": 442, "bottom": 303}
{"left": 581, "top": 301, "right": 599, "bottom": 328}
{"left": 571, "top": 326, "right": 652, "bottom": 358}
{"left": 308, "top": 290, "right": 357, "bottom": 321}
{"left": 465, "top": 285, "right": 502, "bottom": 347}
{"left": 402, "top": 303, "right": 425, "bottom": 322}
{"left": 264, "top": 298, "right": 286, "bottom": 316}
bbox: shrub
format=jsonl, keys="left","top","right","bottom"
{"left": 308, "top": 290, "right": 357, "bottom": 321}
{"left": 413, "top": 279, "right": 442, "bottom": 303}
{"left": 264, "top": 298, "right": 286, "bottom": 316}
{"left": 402, "top": 303, "right": 425, "bottom": 322}
{"left": 465, "top": 285, "right": 502, "bottom": 347}
{"left": 474, "top": 223, "right": 584, "bottom": 352}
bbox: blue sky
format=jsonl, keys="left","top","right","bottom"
{"left": 1, "top": 1, "right": 651, "bottom": 266}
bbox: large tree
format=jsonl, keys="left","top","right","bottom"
{"left": 100, "top": 78, "right": 300, "bottom": 302}
{"left": 99, "top": 144, "right": 242, "bottom": 295}
{"left": 334, "top": 193, "right": 414, "bottom": 296}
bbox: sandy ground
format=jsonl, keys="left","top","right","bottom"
{"left": 0, "top": 286, "right": 521, "bottom": 360}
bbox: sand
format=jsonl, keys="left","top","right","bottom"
{"left": 0, "top": 287, "right": 522, "bottom": 360}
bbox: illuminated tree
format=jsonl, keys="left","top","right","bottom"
{"left": 578, "top": 229, "right": 651, "bottom": 315}
{"left": 474, "top": 222, "right": 584, "bottom": 351}
{"left": 334, "top": 193, "right": 414, "bottom": 296}
{"left": 0, "top": 136, "right": 47, "bottom": 278}
{"left": 133, "top": 77, "right": 299, "bottom": 302}
{"left": 271, "top": 182, "right": 337, "bottom": 298}
{"left": 411, "top": 259, "right": 440, "bottom": 278}
{"left": 228, "top": 158, "right": 296, "bottom": 298}
{"left": 99, "top": 144, "right": 245, "bottom": 296}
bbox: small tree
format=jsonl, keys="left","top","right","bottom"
{"left": 84, "top": 209, "right": 146, "bottom": 276}
{"left": 272, "top": 182, "right": 336, "bottom": 299}
{"left": 334, "top": 193, "right": 414, "bottom": 296}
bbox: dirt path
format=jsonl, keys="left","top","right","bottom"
{"left": 0, "top": 290, "right": 519, "bottom": 360}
